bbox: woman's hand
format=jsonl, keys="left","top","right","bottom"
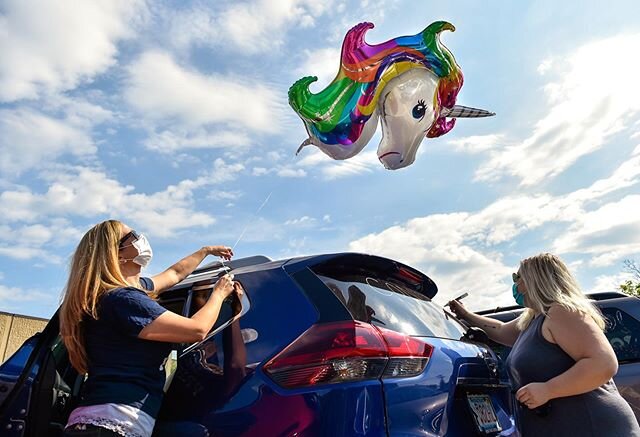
{"left": 447, "top": 299, "right": 470, "bottom": 321}
{"left": 214, "top": 274, "right": 236, "bottom": 299}
{"left": 516, "top": 382, "right": 551, "bottom": 409}
{"left": 205, "top": 245, "right": 233, "bottom": 261}
{"left": 231, "top": 282, "right": 245, "bottom": 312}
{"left": 233, "top": 282, "right": 244, "bottom": 301}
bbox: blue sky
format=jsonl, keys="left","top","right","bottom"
{"left": 1, "top": 0, "right": 640, "bottom": 318}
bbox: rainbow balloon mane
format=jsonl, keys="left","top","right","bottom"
{"left": 289, "top": 21, "right": 464, "bottom": 150}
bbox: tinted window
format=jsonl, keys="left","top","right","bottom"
{"left": 160, "top": 298, "right": 188, "bottom": 316}
{"left": 315, "top": 274, "right": 465, "bottom": 339}
{"left": 602, "top": 307, "right": 640, "bottom": 363}
{"left": 189, "top": 286, "right": 242, "bottom": 334}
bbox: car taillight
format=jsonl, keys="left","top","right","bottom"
{"left": 263, "top": 321, "right": 433, "bottom": 388}
{"left": 377, "top": 326, "right": 434, "bottom": 379}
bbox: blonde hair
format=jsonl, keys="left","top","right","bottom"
{"left": 59, "top": 220, "right": 130, "bottom": 373}
{"left": 516, "top": 253, "right": 605, "bottom": 331}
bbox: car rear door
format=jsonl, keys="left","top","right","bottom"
{"left": 308, "top": 254, "right": 518, "bottom": 436}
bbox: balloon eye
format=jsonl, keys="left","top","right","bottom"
{"left": 412, "top": 99, "right": 427, "bottom": 120}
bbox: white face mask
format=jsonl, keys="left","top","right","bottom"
{"left": 125, "top": 234, "right": 153, "bottom": 269}
{"left": 132, "top": 234, "right": 153, "bottom": 268}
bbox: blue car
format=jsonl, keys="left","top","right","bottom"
{"left": 0, "top": 253, "right": 519, "bottom": 436}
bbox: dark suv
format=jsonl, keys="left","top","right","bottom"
{"left": 478, "top": 292, "right": 640, "bottom": 421}
{"left": 1, "top": 253, "right": 520, "bottom": 436}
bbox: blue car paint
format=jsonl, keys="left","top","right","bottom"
{"left": 1, "top": 253, "right": 520, "bottom": 436}
{"left": 0, "top": 334, "right": 42, "bottom": 436}
{"left": 382, "top": 338, "right": 517, "bottom": 436}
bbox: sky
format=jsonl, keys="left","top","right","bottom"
{"left": 1, "top": 0, "right": 640, "bottom": 318}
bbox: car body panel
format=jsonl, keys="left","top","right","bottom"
{"left": 382, "top": 337, "right": 518, "bottom": 436}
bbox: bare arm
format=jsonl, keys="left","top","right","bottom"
{"left": 516, "top": 305, "right": 617, "bottom": 409}
{"left": 150, "top": 245, "right": 233, "bottom": 294}
{"left": 138, "top": 275, "right": 243, "bottom": 343}
{"left": 448, "top": 299, "right": 521, "bottom": 346}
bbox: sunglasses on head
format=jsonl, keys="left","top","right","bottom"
{"left": 119, "top": 230, "right": 140, "bottom": 248}
{"left": 512, "top": 272, "right": 521, "bottom": 283}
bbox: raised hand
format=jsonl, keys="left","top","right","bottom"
{"left": 205, "top": 245, "right": 233, "bottom": 261}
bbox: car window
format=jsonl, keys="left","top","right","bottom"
{"left": 160, "top": 298, "right": 189, "bottom": 316}
{"left": 602, "top": 307, "right": 640, "bottom": 363}
{"left": 315, "top": 273, "right": 466, "bottom": 339}
{"left": 180, "top": 282, "right": 249, "bottom": 355}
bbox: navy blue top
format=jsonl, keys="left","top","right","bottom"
{"left": 79, "top": 277, "right": 171, "bottom": 417}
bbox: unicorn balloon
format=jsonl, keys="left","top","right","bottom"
{"left": 289, "top": 21, "right": 494, "bottom": 170}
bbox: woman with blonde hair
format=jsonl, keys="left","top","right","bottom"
{"left": 449, "top": 253, "right": 639, "bottom": 436}
{"left": 60, "top": 220, "right": 242, "bottom": 436}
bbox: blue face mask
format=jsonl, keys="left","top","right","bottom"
{"left": 512, "top": 283, "right": 525, "bottom": 306}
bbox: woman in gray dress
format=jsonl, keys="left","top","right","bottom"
{"left": 448, "top": 253, "right": 640, "bottom": 436}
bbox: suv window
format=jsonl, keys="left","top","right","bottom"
{"left": 602, "top": 307, "right": 640, "bottom": 363}
{"left": 315, "top": 273, "right": 466, "bottom": 339}
{"left": 180, "top": 283, "right": 247, "bottom": 355}
{"left": 161, "top": 297, "right": 189, "bottom": 316}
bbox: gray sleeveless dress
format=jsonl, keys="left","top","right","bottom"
{"left": 506, "top": 314, "right": 640, "bottom": 437}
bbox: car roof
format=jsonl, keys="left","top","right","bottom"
{"left": 174, "top": 252, "right": 438, "bottom": 298}
{"left": 477, "top": 291, "right": 636, "bottom": 316}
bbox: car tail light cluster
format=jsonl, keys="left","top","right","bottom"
{"left": 263, "top": 321, "right": 433, "bottom": 388}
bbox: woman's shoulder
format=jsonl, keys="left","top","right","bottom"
{"left": 101, "top": 286, "right": 150, "bottom": 306}
{"left": 547, "top": 304, "right": 571, "bottom": 317}
{"left": 546, "top": 304, "right": 592, "bottom": 330}
{"left": 98, "top": 286, "right": 166, "bottom": 330}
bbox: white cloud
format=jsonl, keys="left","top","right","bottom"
{"left": 553, "top": 194, "right": 640, "bottom": 266}
{"left": 143, "top": 129, "right": 251, "bottom": 153}
{"left": 297, "top": 149, "right": 381, "bottom": 179}
{"left": 0, "top": 283, "right": 54, "bottom": 303}
{"left": 448, "top": 134, "right": 506, "bottom": 154}
{"left": 349, "top": 214, "right": 513, "bottom": 310}
{"left": 590, "top": 272, "right": 635, "bottom": 293}
{"left": 0, "top": 281, "right": 57, "bottom": 317}
{"left": 125, "top": 51, "right": 284, "bottom": 135}
{"left": 277, "top": 167, "right": 307, "bottom": 178}
{"left": 296, "top": 47, "right": 341, "bottom": 90}
{"left": 0, "top": 108, "right": 95, "bottom": 175}
{"left": 476, "top": 33, "right": 640, "bottom": 186}
{"left": 164, "top": 1, "right": 334, "bottom": 53}
{"left": 0, "top": 0, "right": 143, "bottom": 101}
{"left": 207, "top": 190, "right": 243, "bottom": 202}
{"left": 537, "top": 59, "right": 553, "bottom": 75}
{"left": 285, "top": 216, "right": 317, "bottom": 226}
{"left": 0, "top": 158, "right": 245, "bottom": 244}
{"left": 564, "top": 147, "right": 640, "bottom": 205}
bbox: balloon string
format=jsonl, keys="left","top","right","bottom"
{"left": 219, "top": 154, "right": 296, "bottom": 270}
{"left": 219, "top": 190, "right": 272, "bottom": 270}
{"left": 231, "top": 190, "right": 273, "bottom": 250}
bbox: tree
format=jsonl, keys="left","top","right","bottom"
{"left": 619, "top": 259, "right": 640, "bottom": 297}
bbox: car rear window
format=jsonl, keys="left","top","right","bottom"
{"left": 314, "top": 272, "right": 466, "bottom": 340}
{"left": 602, "top": 307, "right": 640, "bottom": 363}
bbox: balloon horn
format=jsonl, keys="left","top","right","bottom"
{"left": 442, "top": 105, "right": 495, "bottom": 118}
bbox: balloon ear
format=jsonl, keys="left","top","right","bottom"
{"left": 442, "top": 105, "right": 495, "bottom": 118}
